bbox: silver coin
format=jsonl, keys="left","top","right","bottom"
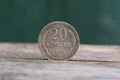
{"left": 38, "top": 21, "right": 80, "bottom": 60}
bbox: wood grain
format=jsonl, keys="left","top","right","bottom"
{"left": 0, "top": 43, "right": 120, "bottom": 62}
{"left": 0, "top": 58, "right": 120, "bottom": 80}
{"left": 0, "top": 43, "right": 120, "bottom": 80}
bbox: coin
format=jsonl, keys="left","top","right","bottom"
{"left": 38, "top": 21, "right": 80, "bottom": 60}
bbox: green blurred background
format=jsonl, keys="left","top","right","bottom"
{"left": 0, "top": 0, "right": 120, "bottom": 45}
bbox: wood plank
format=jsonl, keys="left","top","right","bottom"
{"left": 0, "top": 43, "right": 120, "bottom": 61}
{"left": 0, "top": 58, "right": 120, "bottom": 80}
{"left": 0, "top": 43, "right": 120, "bottom": 80}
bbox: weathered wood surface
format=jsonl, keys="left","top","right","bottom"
{"left": 0, "top": 58, "right": 120, "bottom": 80}
{"left": 0, "top": 43, "right": 120, "bottom": 61}
{"left": 0, "top": 43, "right": 120, "bottom": 80}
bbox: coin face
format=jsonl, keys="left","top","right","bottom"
{"left": 38, "top": 21, "right": 79, "bottom": 60}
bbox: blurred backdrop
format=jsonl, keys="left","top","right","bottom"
{"left": 0, "top": 0, "right": 120, "bottom": 45}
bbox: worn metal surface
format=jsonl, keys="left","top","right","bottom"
{"left": 38, "top": 21, "right": 79, "bottom": 60}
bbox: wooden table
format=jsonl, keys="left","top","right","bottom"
{"left": 0, "top": 43, "right": 120, "bottom": 80}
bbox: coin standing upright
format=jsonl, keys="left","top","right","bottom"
{"left": 38, "top": 21, "right": 80, "bottom": 60}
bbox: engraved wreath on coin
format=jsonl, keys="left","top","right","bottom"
{"left": 38, "top": 21, "right": 79, "bottom": 60}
